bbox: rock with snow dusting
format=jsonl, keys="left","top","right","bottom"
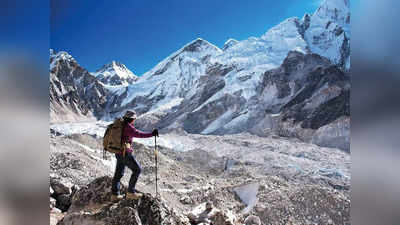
{"left": 244, "top": 215, "right": 261, "bottom": 225}
{"left": 50, "top": 197, "right": 57, "bottom": 209}
{"left": 50, "top": 177, "right": 73, "bottom": 196}
{"left": 187, "top": 202, "right": 237, "bottom": 225}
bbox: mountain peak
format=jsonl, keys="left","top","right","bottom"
{"left": 50, "top": 49, "right": 77, "bottom": 71}
{"left": 140, "top": 38, "right": 222, "bottom": 80}
{"left": 94, "top": 61, "right": 138, "bottom": 85}
{"left": 181, "top": 38, "right": 221, "bottom": 53}
{"left": 261, "top": 17, "right": 301, "bottom": 39}
{"left": 50, "top": 49, "right": 75, "bottom": 62}
{"left": 223, "top": 38, "right": 239, "bottom": 51}
{"left": 314, "top": 0, "right": 350, "bottom": 25}
{"left": 97, "top": 60, "right": 125, "bottom": 71}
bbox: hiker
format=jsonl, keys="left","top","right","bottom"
{"left": 111, "top": 110, "right": 159, "bottom": 201}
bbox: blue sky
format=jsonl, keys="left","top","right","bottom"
{"left": 51, "top": 0, "right": 325, "bottom": 75}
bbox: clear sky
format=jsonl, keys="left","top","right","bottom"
{"left": 51, "top": 0, "right": 324, "bottom": 75}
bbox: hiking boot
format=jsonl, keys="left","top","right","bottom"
{"left": 111, "top": 194, "right": 124, "bottom": 202}
{"left": 126, "top": 192, "right": 143, "bottom": 200}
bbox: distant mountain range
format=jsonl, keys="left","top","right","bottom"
{"left": 50, "top": 0, "right": 350, "bottom": 151}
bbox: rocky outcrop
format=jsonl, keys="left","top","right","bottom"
{"left": 250, "top": 51, "right": 350, "bottom": 151}
{"left": 59, "top": 176, "right": 190, "bottom": 225}
{"left": 68, "top": 176, "right": 119, "bottom": 212}
{"left": 59, "top": 175, "right": 244, "bottom": 225}
{"left": 50, "top": 175, "right": 79, "bottom": 212}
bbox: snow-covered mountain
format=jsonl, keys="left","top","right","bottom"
{"left": 92, "top": 61, "right": 138, "bottom": 85}
{"left": 304, "top": 0, "right": 350, "bottom": 68}
{"left": 50, "top": 0, "right": 350, "bottom": 151}
{"left": 120, "top": 38, "right": 223, "bottom": 112}
{"left": 50, "top": 50, "right": 109, "bottom": 123}
{"left": 222, "top": 38, "right": 239, "bottom": 51}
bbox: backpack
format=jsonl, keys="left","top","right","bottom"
{"left": 103, "top": 118, "right": 126, "bottom": 159}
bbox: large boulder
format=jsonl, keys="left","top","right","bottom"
{"left": 60, "top": 194, "right": 190, "bottom": 225}
{"left": 60, "top": 176, "right": 190, "bottom": 225}
{"left": 244, "top": 215, "right": 261, "bottom": 225}
{"left": 187, "top": 202, "right": 238, "bottom": 225}
{"left": 56, "top": 194, "right": 72, "bottom": 212}
{"left": 69, "top": 176, "right": 124, "bottom": 212}
{"left": 50, "top": 177, "right": 73, "bottom": 196}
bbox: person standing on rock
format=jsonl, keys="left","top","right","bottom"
{"left": 111, "top": 110, "right": 159, "bottom": 201}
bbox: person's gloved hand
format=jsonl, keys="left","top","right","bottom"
{"left": 152, "top": 128, "right": 159, "bottom": 137}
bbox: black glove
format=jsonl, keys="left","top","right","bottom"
{"left": 152, "top": 128, "right": 159, "bottom": 137}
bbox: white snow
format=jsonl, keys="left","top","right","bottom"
{"left": 146, "top": 97, "right": 184, "bottom": 114}
{"left": 304, "top": 0, "right": 350, "bottom": 67}
{"left": 92, "top": 61, "right": 138, "bottom": 85}
{"left": 223, "top": 38, "right": 239, "bottom": 50}
{"left": 201, "top": 109, "right": 235, "bottom": 134}
{"left": 213, "top": 17, "right": 308, "bottom": 71}
{"left": 51, "top": 0, "right": 350, "bottom": 137}
{"left": 233, "top": 182, "right": 260, "bottom": 214}
{"left": 100, "top": 83, "right": 127, "bottom": 94}
{"left": 222, "top": 112, "right": 251, "bottom": 130}
{"left": 113, "top": 0, "right": 349, "bottom": 124}
{"left": 120, "top": 38, "right": 222, "bottom": 109}
{"left": 121, "top": 82, "right": 157, "bottom": 106}
{"left": 50, "top": 121, "right": 110, "bottom": 137}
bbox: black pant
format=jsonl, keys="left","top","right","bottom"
{"left": 111, "top": 152, "right": 142, "bottom": 195}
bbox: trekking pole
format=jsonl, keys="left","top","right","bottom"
{"left": 155, "top": 135, "right": 158, "bottom": 198}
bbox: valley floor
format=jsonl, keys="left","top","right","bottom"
{"left": 50, "top": 121, "right": 350, "bottom": 224}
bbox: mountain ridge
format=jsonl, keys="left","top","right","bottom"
{"left": 49, "top": 0, "right": 350, "bottom": 151}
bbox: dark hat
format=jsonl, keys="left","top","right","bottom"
{"left": 123, "top": 110, "right": 137, "bottom": 119}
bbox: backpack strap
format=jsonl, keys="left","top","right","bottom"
{"left": 121, "top": 121, "right": 126, "bottom": 157}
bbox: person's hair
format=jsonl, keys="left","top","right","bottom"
{"left": 123, "top": 117, "right": 134, "bottom": 124}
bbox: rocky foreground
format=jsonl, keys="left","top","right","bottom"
{"left": 50, "top": 128, "right": 350, "bottom": 225}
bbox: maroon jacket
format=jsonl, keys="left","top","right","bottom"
{"left": 122, "top": 123, "right": 153, "bottom": 153}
